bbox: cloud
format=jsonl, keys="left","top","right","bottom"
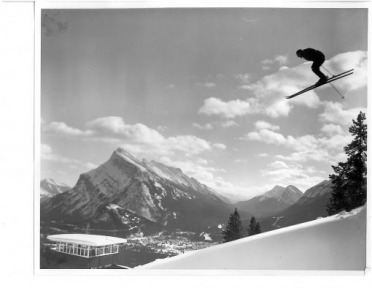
{"left": 43, "top": 122, "right": 93, "bottom": 137}
{"left": 321, "top": 123, "right": 343, "bottom": 136}
{"left": 221, "top": 120, "right": 238, "bottom": 128}
{"left": 254, "top": 120, "right": 280, "bottom": 131}
{"left": 42, "top": 117, "right": 223, "bottom": 159}
{"left": 242, "top": 116, "right": 356, "bottom": 165}
{"left": 268, "top": 160, "right": 289, "bottom": 169}
{"left": 275, "top": 55, "right": 289, "bottom": 66}
{"left": 200, "top": 51, "right": 366, "bottom": 120}
{"left": 261, "top": 161, "right": 324, "bottom": 191}
{"left": 245, "top": 129, "right": 288, "bottom": 145}
{"left": 161, "top": 156, "right": 254, "bottom": 198}
{"left": 213, "top": 143, "right": 227, "bottom": 150}
{"left": 261, "top": 55, "right": 289, "bottom": 70}
{"left": 193, "top": 123, "right": 213, "bottom": 130}
{"left": 242, "top": 121, "right": 288, "bottom": 145}
{"left": 325, "top": 50, "right": 367, "bottom": 91}
{"left": 199, "top": 97, "right": 256, "bottom": 119}
{"left": 234, "top": 73, "right": 251, "bottom": 83}
{"left": 41, "top": 143, "right": 97, "bottom": 169}
{"left": 248, "top": 63, "right": 321, "bottom": 117}
{"left": 86, "top": 116, "right": 165, "bottom": 143}
{"left": 319, "top": 101, "right": 366, "bottom": 126}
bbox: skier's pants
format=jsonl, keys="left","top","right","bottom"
{"left": 311, "top": 54, "right": 327, "bottom": 80}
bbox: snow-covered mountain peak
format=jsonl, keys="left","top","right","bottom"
{"left": 144, "top": 160, "right": 186, "bottom": 183}
{"left": 41, "top": 178, "right": 66, "bottom": 187}
{"left": 298, "top": 180, "right": 332, "bottom": 202}
{"left": 261, "top": 185, "right": 285, "bottom": 199}
{"left": 40, "top": 178, "right": 70, "bottom": 199}
{"left": 41, "top": 148, "right": 232, "bottom": 229}
{"left": 261, "top": 185, "right": 302, "bottom": 203}
{"left": 113, "top": 147, "right": 142, "bottom": 163}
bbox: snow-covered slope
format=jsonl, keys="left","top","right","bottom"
{"left": 138, "top": 206, "right": 366, "bottom": 270}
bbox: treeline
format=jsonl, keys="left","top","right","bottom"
{"left": 221, "top": 208, "right": 261, "bottom": 243}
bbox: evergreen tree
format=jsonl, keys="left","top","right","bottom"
{"left": 327, "top": 111, "right": 367, "bottom": 215}
{"left": 222, "top": 208, "right": 243, "bottom": 243}
{"left": 248, "top": 216, "right": 262, "bottom": 236}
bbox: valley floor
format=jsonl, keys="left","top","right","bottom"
{"left": 40, "top": 224, "right": 217, "bottom": 268}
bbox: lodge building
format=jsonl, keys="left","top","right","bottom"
{"left": 46, "top": 234, "right": 128, "bottom": 269}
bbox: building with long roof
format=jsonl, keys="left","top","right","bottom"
{"left": 46, "top": 234, "right": 128, "bottom": 269}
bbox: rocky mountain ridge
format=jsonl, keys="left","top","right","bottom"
{"left": 41, "top": 148, "right": 234, "bottom": 235}
{"left": 236, "top": 185, "right": 303, "bottom": 218}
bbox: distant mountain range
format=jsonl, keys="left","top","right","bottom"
{"left": 41, "top": 148, "right": 237, "bottom": 235}
{"left": 40, "top": 179, "right": 70, "bottom": 202}
{"left": 41, "top": 148, "right": 335, "bottom": 237}
{"left": 259, "top": 180, "right": 333, "bottom": 231}
{"left": 236, "top": 185, "right": 303, "bottom": 218}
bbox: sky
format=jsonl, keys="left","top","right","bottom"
{"left": 40, "top": 8, "right": 368, "bottom": 200}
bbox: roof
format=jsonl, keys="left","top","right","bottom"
{"left": 47, "top": 234, "right": 127, "bottom": 246}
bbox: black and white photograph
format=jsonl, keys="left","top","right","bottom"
{"left": 1, "top": 1, "right": 371, "bottom": 286}
{"left": 37, "top": 4, "right": 368, "bottom": 272}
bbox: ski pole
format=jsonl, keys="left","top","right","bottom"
{"left": 329, "top": 82, "right": 345, "bottom": 100}
{"left": 321, "top": 66, "right": 345, "bottom": 99}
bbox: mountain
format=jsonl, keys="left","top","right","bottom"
{"left": 41, "top": 148, "right": 235, "bottom": 235}
{"left": 139, "top": 205, "right": 366, "bottom": 270}
{"left": 40, "top": 179, "right": 70, "bottom": 201}
{"left": 259, "top": 180, "right": 333, "bottom": 231}
{"left": 236, "top": 185, "right": 303, "bottom": 218}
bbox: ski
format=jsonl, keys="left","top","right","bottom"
{"left": 286, "top": 69, "right": 354, "bottom": 99}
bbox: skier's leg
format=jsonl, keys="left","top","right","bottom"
{"left": 312, "top": 58, "right": 328, "bottom": 84}
{"left": 312, "top": 62, "right": 327, "bottom": 80}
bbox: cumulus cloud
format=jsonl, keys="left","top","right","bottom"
{"left": 43, "top": 122, "right": 93, "bottom": 137}
{"left": 41, "top": 143, "right": 97, "bottom": 169}
{"left": 193, "top": 123, "right": 213, "bottom": 130}
{"left": 234, "top": 73, "right": 251, "bottom": 83}
{"left": 86, "top": 117, "right": 165, "bottom": 143}
{"left": 261, "top": 54, "right": 289, "bottom": 70}
{"left": 321, "top": 123, "right": 343, "bottom": 136}
{"left": 213, "top": 143, "right": 227, "bottom": 150}
{"left": 242, "top": 121, "right": 287, "bottom": 145}
{"left": 242, "top": 116, "right": 355, "bottom": 165}
{"left": 200, "top": 50, "right": 366, "bottom": 120}
{"left": 199, "top": 97, "right": 256, "bottom": 118}
{"left": 261, "top": 161, "right": 324, "bottom": 191}
{"left": 325, "top": 50, "right": 367, "bottom": 91}
{"left": 319, "top": 101, "right": 366, "bottom": 126}
{"left": 254, "top": 120, "right": 280, "bottom": 131}
{"left": 162, "top": 156, "right": 254, "bottom": 198}
{"left": 42, "top": 117, "right": 224, "bottom": 159}
{"left": 221, "top": 120, "right": 238, "bottom": 128}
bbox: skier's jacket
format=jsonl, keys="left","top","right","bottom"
{"left": 301, "top": 48, "right": 325, "bottom": 62}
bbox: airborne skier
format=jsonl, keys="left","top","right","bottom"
{"left": 296, "top": 48, "right": 328, "bottom": 85}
